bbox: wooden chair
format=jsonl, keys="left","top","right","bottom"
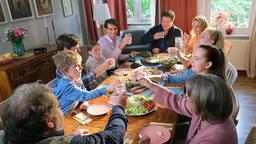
{"left": 224, "top": 40, "right": 232, "bottom": 55}
{"left": 0, "top": 99, "right": 7, "bottom": 130}
{"left": 229, "top": 87, "right": 240, "bottom": 125}
{"left": 226, "top": 62, "right": 238, "bottom": 87}
{"left": 0, "top": 99, "right": 7, "bottom": 117}
{"left": 245, "top": 125, "right": 256, "bottom": 144}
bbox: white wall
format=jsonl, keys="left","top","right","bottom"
{"left": 227, "top": 38, "right": 249, "bottom": 70}
{"left": 0, "top": 0, "right": 87, "bottom": 54}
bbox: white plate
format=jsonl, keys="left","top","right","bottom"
{"left": 87, "top": 102, "right": 112, "bottom": 115}
{"left": 139, "top": 125, "right": 171, "bottom": 144}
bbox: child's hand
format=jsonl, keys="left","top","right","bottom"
{"left": 106, "top": 79, "right": 122, "bottom": 93}
{"left": 79, "top": 101, "right": 89, "bottom": 111}
{"left": 106, "top": 58, "right": 115, "bottom": 69}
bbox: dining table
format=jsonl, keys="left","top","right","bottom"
{"left": 64, "top": 54, "right": 182, "bottom": 144}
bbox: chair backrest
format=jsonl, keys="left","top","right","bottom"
{"left": 47, "top": 78, "right": 57, "bottom": 87}
{"left": 229, "top": 87, "right": 240, "bottom": 125}
{"left": 0, "top": 99, "right": 7, "bottom": 117}
{"left": 120, "top": 29, "right": 146, "bottom": 45}
{"left": 245, "top": 125, "right": 256, "bottom": 144}
{"left": 226, "top": 62, "right": 238, "bottom": 87}
{"left": 224, "top": 40, "right": 232, "bottom": 55}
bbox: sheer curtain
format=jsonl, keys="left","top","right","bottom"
{"left": 83, "top": 0, "right": 98, "bottom": 41}
{"left": 246, "top": 8, "right": 256, "bottom": 78}
{"left": 155, "top": 0, "right": 197, "bottom": 34}
{"left": 104, "top": 0, "right": 128, "bottom": 31}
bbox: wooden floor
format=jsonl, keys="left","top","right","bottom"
{"left": 234, "top": 75, "right": 256, "bottom": 144}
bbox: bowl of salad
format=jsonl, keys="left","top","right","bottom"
{"left": 125, "top": 95, "right": 156, "bottom": 116}
{"left": 159, "top": 57, "right": 177, "bottom": 68}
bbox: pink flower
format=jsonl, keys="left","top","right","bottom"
{"left": 2, "top": 27, "right": 27, "bottom": 43}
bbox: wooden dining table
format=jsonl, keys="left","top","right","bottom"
{"left": 64, "top": 58, "right": 179, "bottom": 144}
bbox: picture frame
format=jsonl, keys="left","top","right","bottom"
{"left": 0, "top": 0, "right": 7, "bottom": 24}
{"left": 6, "top": 0, "right": 33, "bottom": 22}
{"left": 62, "top": 0, "right": 73, "bottom": 17}
{"left": 33, "top": 0, "right": 54, "bottom": 17}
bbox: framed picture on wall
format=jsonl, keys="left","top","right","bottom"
{"left": 0, "top": 0, "right": 7, "bottom": 24}
{"left": 34, "top": 0, "right": 54, "bottom": 17}
{"left": 62, "top": 0, "right": 73, "bottom": 17}
{"left": 6, "top": 0, "right": 33, "bottom": 22}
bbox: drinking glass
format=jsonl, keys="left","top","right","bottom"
{"left": 124, "top": 132, "right": 133, "bottom": 144}
{"left": 112, "top": 76, "right": 126, "bottom": 96}
{"left": 126, "top": 33, "right": 132, "bottom": 45}
{"left": 175, "top": 37, "right": 183, "bottom": 50}
{"left": 159, "top": 31, "right": 165, "bottom": 39}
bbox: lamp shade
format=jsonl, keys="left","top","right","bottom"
{"left": 93, "top": 3, "right": 111, "bottom": 24}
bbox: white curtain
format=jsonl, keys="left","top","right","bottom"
{"left": 246, "top": 7, "right": 256, "bottom": 78}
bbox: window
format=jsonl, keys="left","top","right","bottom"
{"left": 126, "top": 0, "right": 151, "bottom": 24}
{"left": 200, "top": 0, "right": 256, "bottom": 36}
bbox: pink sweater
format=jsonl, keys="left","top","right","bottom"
{"left": 154, "top": 86, "right": 238, "bottom": 144}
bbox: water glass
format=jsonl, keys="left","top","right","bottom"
{"left": 113, "top": 76, "right": 126, "bottom": 96}
{"left": 126, "top": 33, "right": 132, "bottom": 45}
{"left": 175, "top": 37, "right": 183, "bottom": 50}
{"left": 159, "top": 31, "right": 165, "bottom": 38}
{"left": 124, "top": 132, "right": 133, "bottom": 144}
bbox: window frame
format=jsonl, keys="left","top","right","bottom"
{"left": 198, "top": 0, "right": 256, "bottom": 36}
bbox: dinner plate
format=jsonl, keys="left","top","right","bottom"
{"left": 126, "top": 105, "right": 156, "bottom": 116}
{"left": 139, "top": 125, "right": 171, "bottom": 144}
{"left": 87, "top": 102, "right": 112, "bottom": 115}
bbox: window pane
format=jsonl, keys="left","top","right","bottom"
{"left": 210, "top": 0, "right": 252, "bottom": 28}
{"left": 140, "top": 0, "right": 151, "bottom": 21}
{"left": 126, "top": 0, "right": 135, "bottom": 18}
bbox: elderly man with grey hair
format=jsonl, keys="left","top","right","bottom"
{"left": 0, "top": 82, "right": 128, "bottom": 144}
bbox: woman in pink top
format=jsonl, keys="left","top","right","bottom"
{"left": 138, "top": 74, "right": 238, "bottom": 144}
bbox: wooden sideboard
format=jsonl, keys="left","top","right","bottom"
{"left": 0, "top": 46, "right": 57, "bottom": 102}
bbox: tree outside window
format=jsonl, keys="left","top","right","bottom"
{"left": 210, "top": 0, "right": 252, "bottom": 30}
{"left": 126, "top": 0, "right": 151, "bottom": 24}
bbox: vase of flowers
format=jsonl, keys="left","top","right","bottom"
{"left": 3, "top": 27, "right": 27, "bottom": 56}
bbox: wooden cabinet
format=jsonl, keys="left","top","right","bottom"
{"left": 0, "top": 47, "right": 57, "bottom": 102}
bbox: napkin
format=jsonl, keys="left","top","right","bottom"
{"left": 73, "top": 112, "right": 92, "bottom": 125}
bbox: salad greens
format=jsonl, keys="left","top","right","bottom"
{"left": 125, "top": 95, "right": 155, "bottom": 115}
